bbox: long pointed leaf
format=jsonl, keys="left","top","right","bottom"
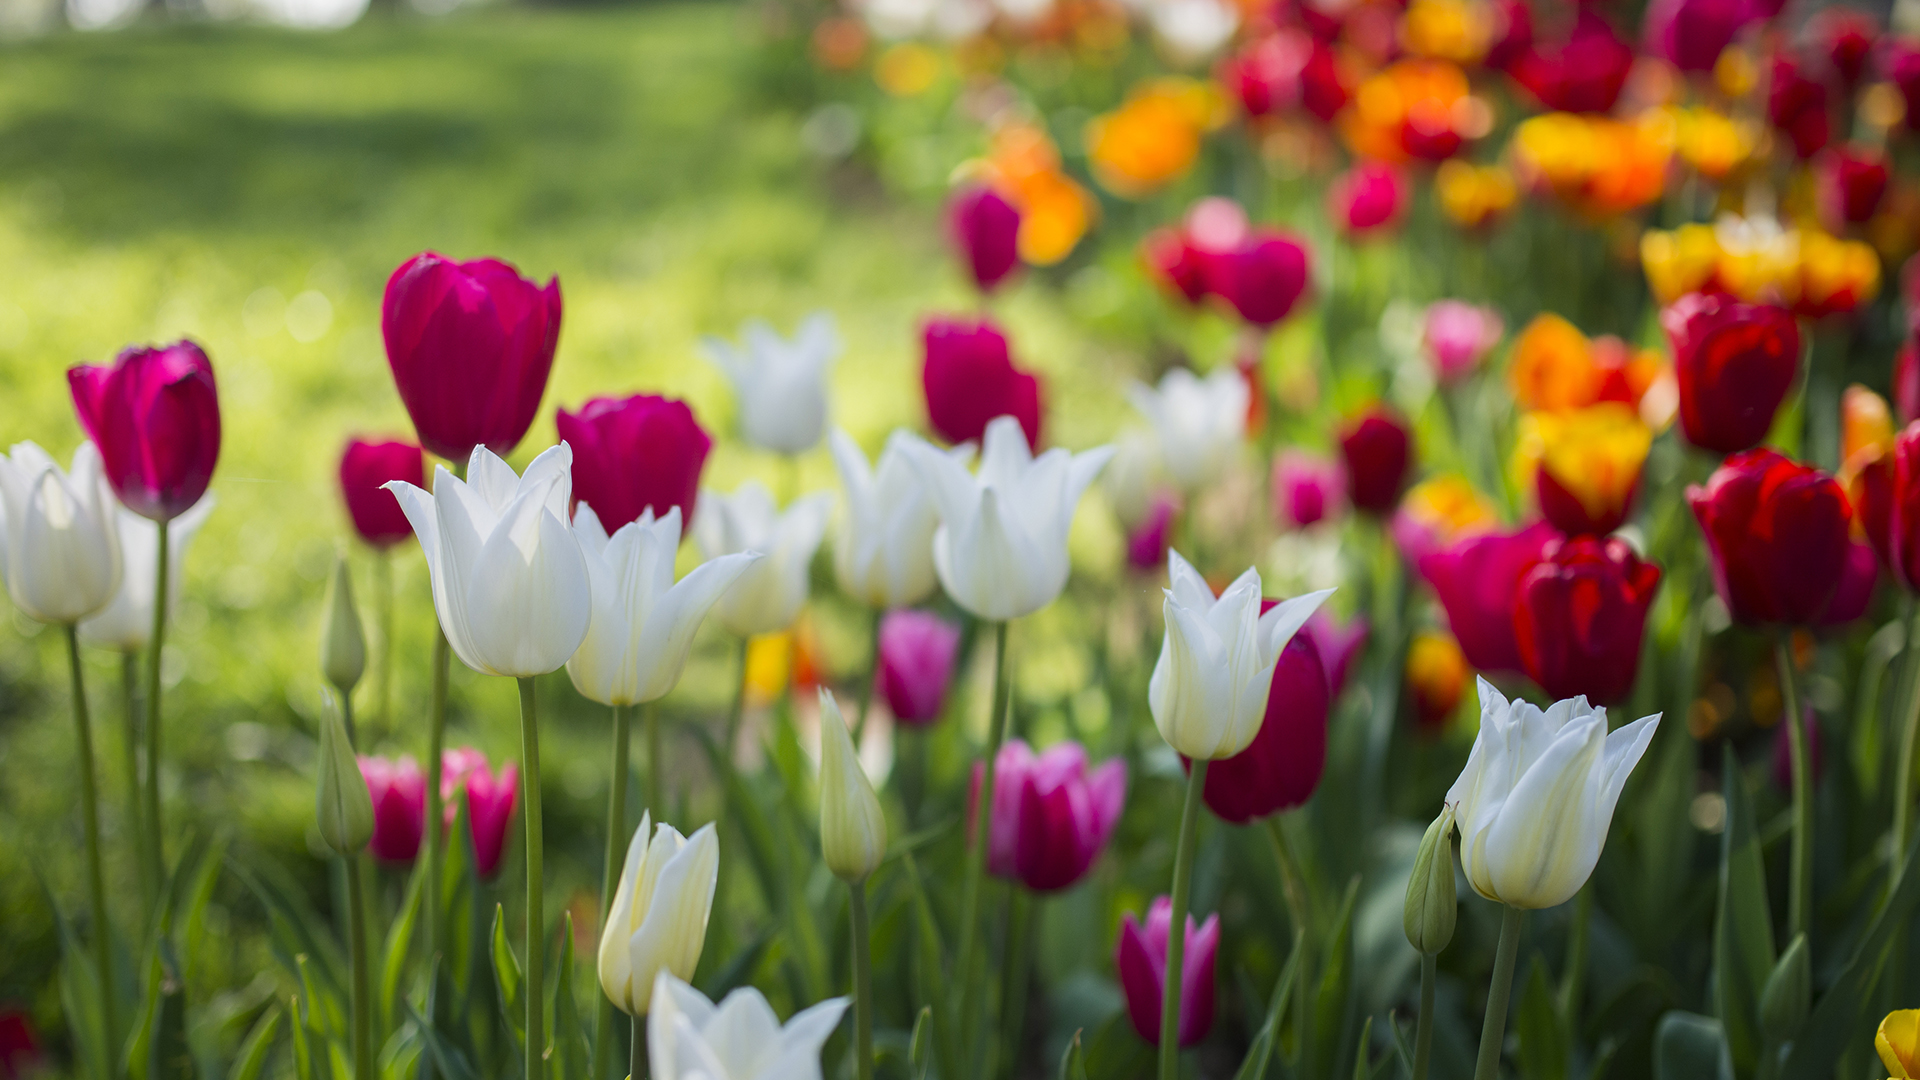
{"left": 1232, "top": 930, "right": 1304, "bottom": 1080}
{"left": 227, "top": 1007, "right": 282, "bottom": 1080}
{"left": 1714, "top": 745, "right": 1775, "bottom": 1075}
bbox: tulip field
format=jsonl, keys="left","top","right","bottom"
{"left": 18, "top": 0, "right": 1920, "bottom": 1077}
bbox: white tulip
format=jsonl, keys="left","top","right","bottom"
{"left": 385, "top": 444, "right": 591, "bottom": 678}
{"left": 1101, "top": 430, "right": 1165, "bottom": 531}
{"left": 1148, "top": 550, "right": 1332, "bottom": 760}
{"left": 693, "top": 482, "right": 833, "bottom": 639}
{"left": 0, "top": 441, "right": 122, "bottom": 624}
{"left": 1126, "top": 367, "right": 1247, "bottom": 492}
{"left": 817, "top": 689, "right": 887, "bottom": 881}
{"left": 648, "top": 971, "right": 848, "bottom": 1080}
{"left": 1447, "top": 679, "right": 1661, "bottom": 910}
{"left": 1149, "top": 0, "right": 1240, "bottom": 64}
{"left": 903, "top": 416, "right": 1114, "bottom": 622}
{"left": 598, "top": 814, "right": 720, "bottom": 1016}
{"left": 829, "top": 428, "right": 971, "bottom": 610}
{"left": 567, "top": 505, "right": 760, "bottom": 707}
{"left": 703, "top": 314, "right": 838, "bottom": 456}
{"left": 79, "top": 495, "right": 215, "bottom": 651}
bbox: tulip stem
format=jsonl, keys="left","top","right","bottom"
{"left": 1776, "top": 632, "right": 1813, "bottom": 942}
{"left": 374, "top": 547, "right": 393, "bottom": 740}
{"left": 645, "top": 702, "right": 663, "bottom": 822}
{"left": 121, "top": 648, "right": 150, "bottom": 913}
{"left": 1159, "top": 757, "right": 1208, "bottom": 1080}
{"left": 852, "top": 608, "right": 881, "bottom": 746}
{"left": 345, "top": 854, "right": 373, "bottom": 1080}
{"left": 1472, "top": 905, "right": 1526, "bottom": 1080}
{"left": 595, "top": 702, "right": 632, "bottom": 1080}
{"left": 423, "top": 629, "right": 450, "bottom": 993}
{"left": 722, "top": 636, "right": 750, "bottom": 765}
{"left": 66, "top": 625, "right": 117, "bottom": 1076}
{"left": 142, "top": 518, "right": 169, "bottom": 905}
{"left": 518, "top": 676, "right": 546, "bottom": 1080}
{"left": 630, "top": 1013, "right": 646, "bottom": 1080}
{"left": 999, "top": 889, "right": 1034, "bottom": 1078}
{"left": 849, "top": 878, "right": 875, "bottom": 1080}
{"left": 1413, "top": 952, "right": 1436, "bottom": 1080}
{"left": 955, "top": 621, "right": 1011, "bottom": 1067}
{"left": 1892, "top": 603, "right": 1920, "bottom": 891}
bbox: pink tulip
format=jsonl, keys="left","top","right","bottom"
{"left": 972, "top": 740, "right": 1126, "bottom": 892}
{"left": 1203, "top": 229, "right": 1311, "bottom": 328}
{"left": 339, "top": 438, "right": 424, "bottom": 548}
{"left": 1115, "top": 896, "right": 1218, "bottom": 1048}
{"left": 556, "top": 394, "right": 712, "bottom": 531}
{"left": 921, "top": 316, "right": 1044, "bottom": 451}
{"left": 381, "top": 252, "right": 561, "bottom": 462}
{"left": 1422, "top": 301, "right": 1505, "bottom": 384}
{"left": 1127, "top": 493, "right": 1180, "bottom": 571}
{"left": 68, "top": 341, "right": 222, "bottom": 523}
{"left": 1272, "top": 451, "right": 1344, "bottom": 530}
{"left": 948, "top": 185, "right": 1022, "bottom": 293}
{"left": 1330, "top": 162, "right": 1407, "bottom": 238}
{"left": 358, "top": 755, "right": 427, "bottom": 865}
{"left": 1303, "top": 608, "right": 1368, "bottom": 696}
{"left": 1417, "top": 521, "right": 1559, "bottom": 675}
{"left": 875, "top": 609, "right": 962, "bottom": 726}
{"left": 442, "top": 748, "right": 519, "bottom": 879}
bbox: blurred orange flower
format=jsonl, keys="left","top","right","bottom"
{"left": 1436, "top": 160, "right": 1518, "bottom": 230}
{"left": 1085, "top": 78, "right": 1227, "bottom": 198}
{"left": 1342, "top": 58, "right": 1488, "bottom": 162}
{"left": 1509, "top": 313, "right": 1670, "bottom": 422}
{"left": 962, "top": 122, "right": 1100, "bottom": 265}
{"left": 1843, "top": 383, "right": 1895, "bottom": 464}
{"left": 1510, "top": 110, "right": 1673, "bottom": 218}
{"left": 1399, "top": 0, "right": 1491, "bottom": 64}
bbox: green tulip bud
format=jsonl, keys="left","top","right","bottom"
{"left": 1404, "top": 804, "right": 1458, "bottom": 955}
{"left": 1760, "top": 933, "right": 1811, "bottom": 1036}
{"left": 320, "top": 553, "right": 365, "bottom": 696}
{"left": 817, "top": 688, "right": 887, "bottom": 881}
{"left": 315, "top": 705, "right": 373, "bottom": 856}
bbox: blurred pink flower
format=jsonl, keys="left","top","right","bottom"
{"left": 972, "top": 740, "right": 1126, "bottom": 892}
{"left": 1272, "top": 451, "right": 1344, "bottom": 530}
{"left": 358, "top": 755, "right": 426, "bottom": 865}
{"left": 875, "top": 609, "right": 963, "bottom": 726}
{"left": 1303, "top": 608, "right": 1369, "bottom": 696}
{"left": 1114, "top": 896, "right": 1218, "bottom": 1047}
{"left": 1127, "top": 493, "right": 1180, "bottom": 570}
{"left": 443, "top": 748, "right": 519, "bottom": 880}
{"left": 1422, "top": 301, "right": 1505, "bottom": 385}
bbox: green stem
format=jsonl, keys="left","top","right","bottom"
{"left": 517, "top": 677, "right": 546, "bottom": 1080}
{"left": 142, "top": 518, "right": 169, "bottom": 898}
{"left": 1472, "top": 905, "right": 1526, "bottom": 1080}
{"left": 1776, "top": 633, "right": 1812, "bottom": 941}
{"left": 1892, "top": 604, "right": 1920, "bottom": 890}
{"left": 424, "top": 629, "right": 449, "bottom": 980}
{"left": 955, "top": 621, "right": 1011, "bottom": 1061}
{"left": 120, "top": 649, "right": 149, "bottom": 913}
{"left": 346, "top": 855, "right": 373, "bottom": 1080}
{"left": 1263, "top": 816, "right": 1313, "bottom": 1073}
{"left": 645, "top": 702, "right": 663, "bottom": 822}
{"left": 1558, "top": 886, "right": 1591, "bottom": 1019}
{"left": 631, "top": 1012, "right": 646, "bottom": 1080}
{"left": 1159, "top": 758, "right": 1209, "bottom": 1080}
{"left": 1413, "top": 953, "right": 1436, "bottom": 1080}
{"left": 849, "top": 879, "right": 875, "bottom": 1080}
{"left": 340, "top": 691, "right": 357, "bottom": 746}
{"left": 374, "top": 547, "right": 393, "bottom": 740}
{"left": 999, "top": 890, "right": 1034, "bottom": 1078}
{"left": 851, "top": 608, "right": 882, "bottom": 746}
{"left": 595, "top": 703, "right": 632, "bottom": 1080}
{"left": 722, "top": 637, "right": 750, "bottom": 766}
{"left": 66, "top": 625, "right": 117, "bottom": 1075}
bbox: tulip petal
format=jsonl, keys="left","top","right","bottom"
{"left": 1256, "top": 588, "right": 1336, "bottom": 665}
{"left": 1477, "top": 713, "right": 1608, "bottom": 908}
{"left": 626, "top": 823, "right": 719, "bottom": 1015}
{"left": 596, "top": 811, "right": 653, "bottom": 1012}
{"left": 629, "top": 551, "right": 760, "bottom": 702}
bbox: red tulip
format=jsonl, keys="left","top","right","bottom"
{"left": 1508, "top": 12, "right": 1634, "bottom": 114}
{"left": 921, "top": 316, "right": 1043, "bottom": 451}
{"left": 1689, "top": 449, "right": 1871, "bottom": 625}
{"left": 1337, "top": 406, "right": 1413, "bottom": 514}
{"left": 1818, "top": 145, "right": 1889, "bottom": 226}
{"left": 1890, "top": 43, "right": 1920, "bottom": 132}
{"left": 68, "top": 341, "right": 221, "bottom": 523}
{"left": 1812, "top": 7, "right": 1877, "bottom": 88}
{"left": 1848, "top": 449, "right": 1894, "bottom": 569}
{"left": 556, "top": 394, "right": 711, "bottom": 532}
{"left": 948, "top": 185, "right": 1022, "bottom": 293}
{"left": 973, "top": 740, "right": 1127, "bottom": 892}
{"left": 1330, "top": 162, "right": 1407, "bottom": 237}
{"left": 1299, "top": 40, "right": 1349, "bottom": 121}
{"left": 358, "top": 755, "right": 427, "bottom": 865}
{"left": 1143, "top": 228, "right": 1213, "bottom": 304}
{"left": 1484, "top": 0, "right": 1534, "bottom": 71}
{"left": 381, "top": 252, "right": 562, "bottom": 462}
{"left": 1188, "top": 621, "right": 1328, "bottom": 822}
{"left": 0, "top": 1008, "right": 41, "bottom": 1078}
{"left": 1115, "top": 896, "right": 1218, "bottom": 1048}
{"left": 1887, "top": 423, "right": 1920, "bottom": 591}
{"left": 874, "top": 608, "right": 962, "bottom": 726}
{"left": 1663, "top": 292, "right": 1801, "bottom": 454}
{"left": 1768, "top": 55, "right": 1831, "bottom": 159}
{"left": 442, "top": 748, "right": 519, "bottom": 880}
{"left": 339, "top": 438, "right": 423, "bottom": 548}
{"left": 1303, "top": 608, "right": 1368, "bottom": 696}
{"left": 1512, "top": 536, "right": 1661, "bottom": 704}
{"left": 1221, "top": 30, "right": 1311, "bottom": 118}
{"left": 1896, "top": 343, "right": 1920, "bottom": 423}
{"left": 1643, "top": 0, "right": 1752, "bottom": 73}
{"left": 1204, "top": 229, "right": 1312, "bottom": 328}
{"left": 1418, "top": 521, "right": 1559, "bottom": 675}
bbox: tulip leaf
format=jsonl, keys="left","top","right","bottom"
{"left": 901, "top": 852, "right": 960, "bottom": 1080}
{"left": 1515, "top": 954, "right": 1570, "bottom": 1080}
{"left": 551, "top": 911, "right": 590, "bottom": 1080}
{"left": 909, "top": 1006, "right": 932, "bottom": 1080}
{"left": 146, "top": 939, "right": 194, "bottom": 1080}
{"left": 1653, "top": 1011, "right": 1733, "bottom": 1080}
{"left": 289, "top": 997, "right": 317, "bottom": 1080}
{"left": 1232, "top": 929, "right": 1304, "bottom": 1080}
{"left": 692, "top": 725, "right": 785, "bottom": 912}
{"left": 297, "top": 953, "right": 345, "bottom": 1041}
{"left": 698, "top": 926, "right": 775, "bottom": 1001}
{"left": 1714, "top": 744, "right": 1775, "bottom": 1076}
{"left": 1057, "top": 1029, "right": 1089, "bottom": 1080}
{"left": 37, "top": 877, "right": 111, "bottom": 1080}
{"left": 491, "top": 903, "right": 527, "bottom": 1065}
{"left": 379, "top": 856, "right": 425, "bottom": 1039}
{"left": 403, "top": 962, "right": 481, "bottom": 1080}
{"left": 227, "top": 1005, "right": 281, "bottom": 1080}
{"left": 440, "top": 792, "right": 479, "bottom": 1000}
{"left": 228, "top": 856, "right": 346, "bottom": 998}
{"left": 1310, "top": 878, "right": 1360, "bottom": 1080}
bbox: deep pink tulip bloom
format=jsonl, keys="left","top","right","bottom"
{"left": 1663, "top": 292, "right": 1801, "bottom": 455}
{"left": 339, "top": 438, "right": 424, "bottom": 548}
{"left": 1512, "top": 536, "right": 1661, "bottom": 704}
{"left": 922, "top": 316, "right": 1044, "bottom": 451}
{"left": 1422, "top": 301, "right": 1504, "bottom": 385}
{"left": 875, "top": 609, "right": 962, "bottom": 726}
{"left": 1768, "top": 56, "right": 1831, "bottom": 159}
{"left": 1115, "top": 896, "right": 1218, "bottom": 1048}
{"left": 1338, "top": 406, "right": 1413, "bottom": 515}
{"left": 1642, "top": 0, "right": 1752, "bottom": 73}
{"left": 1188, "top": 624, "right": 1328, "bottom": 822}
{"left": 442, "top": 748, "right": 519, "bottom": 880}
{"left": 1418, "top": 521, "right": 1560, "bottom": 675}
{"left": 1813, "top": 8, "right": 1877, "bottom": 88}
{"left": 1273, "top": 450, "right": 1344, "bottom": 529}
{"left": 1330, "top": 163, "right": 1407, "bottom": 238}
{"left": 1888, "top": 423, "right": 1920, "bottom": 591}
{"left": 381, "top": 252, "right": 561, "bottom": 462}
{"left": 0, "top": 1008, "right": 42, "bottom": 1078}
{"left": 1127, "top": 493, "right": 1179, "bottom": 571}
{"left": 1304, "top": 608, "right": 1368, "bottom": 696}
{"left": 1818, "top": 145, "right": 1890, "bottom": 226}
{"left": 68, "top": 341, "right": 221, "bottom": 523}
{"left": 972, "top": 740, "right": 1126, "bottom": 892}
{"left": 1689, "top": 449, "right": 1871, "bottom": 626}
{"left": 1508, "top": 12, "right": 1634, "bottom": 113}
{"left": 556, "top": 394, "right": 712, "bottom": 531}
{"left": 1203, "top": 229, "right": 1311, "bottom": 328}
{"left": 948, "top": 185, "right": 1022, "bottom": 293}
{"left": 358, "top": 755, "right": 427, "bottom": 865}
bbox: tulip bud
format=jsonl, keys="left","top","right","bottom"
{"left": 1760, "top": 932, "right": 1810, "bottom": 1036}
{"left": 817, "top": 689, "right": 886, "bottom": 881}
{"left": 1878, "top": 1008, "right": 1920, "bottom": 1078}
{"left": 320, "top": 553, "right": 365, "bottom": 697}
{"left": 1403, "top": 805, "right": 1458, "bottom": 955}
{"left": 316, "top": 707, "right": 373, "bottom": 856}
{"left": 1338, "top": 406, "right": 1414, "bottom": 515}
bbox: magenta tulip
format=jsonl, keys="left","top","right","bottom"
{"left": 921, "top": 316, "right": 1043, "bottom": 451}
{"left": 1338, "top": 406, "right": 1414, "bottom": 514}
{"left": 1272, "top": 450, "right": 1344, "bottom": 529}
{"left": 973, "top": 740, "right": 1126, "bottom": 892}
{"left": 1423, "top": 300, "right": 1504, "bottom": 384}
{"left": 1127, "top": 493, "right": 1179, "bottom": 571}
{"left": 875, "top": 609, "right": 963, "bottom": 726}
{"left": 381, "top": 252, "right": 561, "bottom": 462}
{"left": 68, "top": 341, "right": 221, "bottom": 523}
{"left": 1189, "top": 626, "right": 1328, "bottom": 822}
{"left": 948, "top": 185, "right": 1022, "bottom": 293}
{"left": 339, "top": 438, "right": 423, "bottom": 548}
{"left": 442, "top": 748, "right": 519, "bottom": 880}
{"left": 1418, "top": 521, "right": 1559, "bottom": 675}
{"left": 556, "top": 394, "right": 712, "bottom": 531}
{"left": 1115, "top": 896, "right": 1218, "bottom": 1048}
{"left": 1203, "top": 229, "right": 1311, "bottom": 328}
{"left": 358, "top": 755, "right": 427, "bottom": 865}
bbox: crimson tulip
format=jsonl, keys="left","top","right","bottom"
{"left": 1126, "top": 493, "right": 1179, "bottom": 571}
{"left": 948, "top": 185, "right": 1022, "bottom": 293}
{"left": 442, "top": 747, "right": 519, "bottom": 880}
{"left": 1897, "top": 344, "right": 1920, "bottom": 423}
{"left": 1338, "top": 406, "right": 1413, "bottom": 514}
{"left": 555, "top": 394, "right": 711, "bottom": 531}
{"left": 1663, "top": 292, "right": 1801, "bottom": 454}
{"left": 1508, "top": 12, "right": 1633, "bottom": 114}
{"left": 381, "top": 252, "right": 561, "bottom": 462}
{"left": 1768, "top": 56, "right": 1831, "bottom": 159}
{"left": 1819, "top": 145, "right": 1889, "bottom": 226}
{"left": 921, "top": 316, "right": 1043, "bottom": 451}
{"left": 874, "top": 608, "right": 962, "bottom": 726}
{"left": 1512, "top": 536, "right": 1661, "bottom": 704}
{"left": 1418, "top": 521, "right": 1559, "bottom": 675}
{"left": 1221, "top": 30, "right": 1310, "bottom": 118}
{"left": 1888, "top": 423, "right": 1920, "bottom": 591}
{"left": 1891, "top": 43, "right": 1920, "bottom": 133}
{"left": 1643, "top": 0, "right": 1751, "bottom": 72}
{"left": 1115, "top": 896, "right": 1218, "bottom": 1048}
{"left": 973, "top": 740, "right": 1127, "bottom": 892}
{"left": 1689, "top": 449, "right": 1875, "bottom": 625}
{"left": 1812, "top": 8, "right": 1877, "bottom": 88}
{"left": 1847, "top": 450, "right": 1894, "bottom": 570}
{"left": 1143, "top": 229, "right": 1212, "bottom": 305}
{"left": 1484, "top": 0, "right": 1533, "bottom": 70}
{"left": 1204, "top": 229, "right": 1312, "bottom": 328}
{"left": 1187, "top": 624, "right": 1328, "bottom": 822}
{"left": 358, "top": 755, "right": 427, "bottom": 865}
{"left": 339, "top": 438, "right": 423, "bottom": 548}
{"left": 1299, "top": 40, "right": 1349, "bottom": 121}
{"left": 68, "top": 341, "right": 221, "bottom": 523}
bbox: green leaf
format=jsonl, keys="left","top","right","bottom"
{"left": 908, "top": 1007, "right": 932, "bottom": 1080}
{"left": 147, "top": 941, "right": 195, "bottom": 1080}
{"left": 400, "top": 995, "right": 480, "bottom": 1080}
{"left": 228, "top": 857, "right": 346, "bottom": 997}
{"left": 37, "top": 878, "right": 109, "bottom": 1080}
{"left": 697, "top": 928, "right": 774, "bottom": 1002}
{"left": 1232, "top": 930, "right": 1304, "bottom": 1080}
{"left": 296, "top": 954, "right": 346, "bottom": 1041}
{"left": 1516, "top": 955, "right": 1570, "bottom": 1080}
{"left": 1310, "top": 879, "right": 1361, "bottom": 1080}
{"left": 1350, "top": 1016, "right": 1374, "bottom": 1080}
{"left": 551, "top": 911, "right": 589, "bottom": 1080}
{"left": 180, "top": 839, "right": 227, "bottom": 990}
{"left": 901, "top": 853, "right": 959, "bottom": 1080}
{"left": 491, "top": 903, "right": 527, "bottom": 1058}
{"left": 289, "top": 998, "right": 316, "bottom": 1080}
{"left": 1057, "top": 1029, "right": 1089, "bottom": 1080}
{"left": 691, "top": 726, "right": 785, "bottom": 913}
{"left": 379, "top": 857, "right": 425, "bottom": 1039}
{"left": 440, "top": 788, "right": 478, "bottom": 998}
{"left": 1654, "top": 1012, "right": 1733, "bottom": 1080}
{"left": 226, "top": 1007, "right": 281, "bottom": 1080}
{"left": 1714, "top": 745, "right": 1776, "bottom": 1076}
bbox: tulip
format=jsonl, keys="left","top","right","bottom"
{"left": 1894, "top": 44, "right": 1920, "bottom": 134}
{"left": 1304, "top": 608, "right": 1367, "bottom": 696}
{"left": 1220, "top": 30, "right": 1310, "bottom": 118}
{"left": 1483, "top": 0, "right": 1532, "bottom": 68}
{"left": 1127, "top": 494, "right": 1179, "bottom": 572}
{"left": 692, "top": 483, "right": 833, "bottom": 639}
{"left": 1114, "top": 896, "right": 1218, "bottom": 1048}
{"left": 0, "top": 442, "right": 121, "bottom": 625}
{"left": 1300, "top": 39, "right": 1349, "bottom": 119}
{"left": 921, "top": 317, "right": 1045, "bottom": 452}
{"left": 1406, "top": 629, "right": 1470, "bottom": 731}
{"left": 1127, "top": 367, "right": 1248, "bottom": 491}
{"left": 339, "top": 439, "right": 423, "bottom": 548}
{"left": 79, "top": 495, "right": 214, "bottom": 651}
{"left": 1507, "top": 12, "right": 1633, "bottom": 113}
{"left": 1512, "top": 536, "right": 1661, "bottom": 704}
{"left": 646, "top": 972, "right": 848, "bottom": 1080}
{"left": 1423, "top": 300, "right": 1504, "bottom": 385}
{"left": 1203, "top": 229, "right": 1311, "bottom": 328}
{"left": 830, "top": 429, "right": 968, "bottom": 609}
{"left": 385, "top": 444, "right": 590, "bottom": 678}
{"left": 568, "top": 505, "right": 759, "bottom": 707}
{"left": 381, "top": 253, "right": 561, "bottom": 462}
{"left": 1690, "top": 449, "right": 1868, "bottom": 625}
{"left": 1813, "top": 7, "right": 1876, "bottom": 87}
{"left": 557, "top": 394, "right": 712, "bottom": 532}
{"left": 948, "top": 185, "right": 1022, "bottom": 293}
{"left": 1330, "top": 162, "right": 1407, "bottom": 238}
{"left": 1519, "top": 403, "right": 1651, "bottom": 536}
{"left": 1150, "top": 550, "right": 1333, "bottom": 760}
{"left": 1888, "top": 424, "right": 1920, "bottom": 591}
{"left": 1663, "top": 292, "right": 1801, "bottom": 455}
{"left": 321, "top": 554, "right": 366, "bottom": 698}
{"left": 1848, "top": 447, "right": 1894, "bottom": 571}
{"left": 1641, "top": 0, "right": 1751, "bottom": 73}
{"left": 68, "top": 341, "right": 221, "bottom": 524}
{"left": 1418, "top": 521, "right": 1557, "bottom": 675}
{"left": 1899, "top": 344, "right": 1920, "bottom": 425}
{"left": 874, "top": 609, "right": 962, "bottom": 726}
{"left": 317, "top": 708, "right": 375, "bottom": 857}
{"left": 1768, "top": 56, "right": 1830, "bottom": 159}
{"left": 1390, "top": 475, "right": 1499, "bottom": 568}
{"left": 441, "top": 747, "right": 519, "bottom": 880}
{"left": 358, "top": 755, "right": 427, "bottom": 865}
{"left": 902, "top": 415, "right": 1113, "bottom": 622}
{"left": 973, "top": 739, "right": 1126, "bottom": 890}
{"left": 0, "top": 1011, "right": 40, "bottom": 1077}
{"left": 1818, "top": 145, "right": 1889, "bottom": 227}
{"left": 1142, "top": 229, "right": 1213, "bottom": 305}
{"left": 817, "top": 688, "right": 887, "bottom": 881}
{"left": 597, "top": 814, "right": 720, "bottom": 1016}
{"left": 1272, "top": 451, "right": 1344, "bottom": 530}
{"left": 1880, "top": 1010, "right": 1920, "bottom": 1078}
{"left": 1338, "top": 406, "right": 1414, "bottom": 515}
{"left": 703, "top": 314, "right": 838, "bottom": 455}
{"left": 1403, "top": 805, "right": 1457, "bottom": 955}
{"left": 1447, "top": 679, "right": 1660, "bottom": 908}
{"left": 1192, "top": 623, "right": 1327, "bottom": 823}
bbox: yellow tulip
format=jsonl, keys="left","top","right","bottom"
{"left": 1878, "top": 1009, "right": 1920, "bottom": 1078}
